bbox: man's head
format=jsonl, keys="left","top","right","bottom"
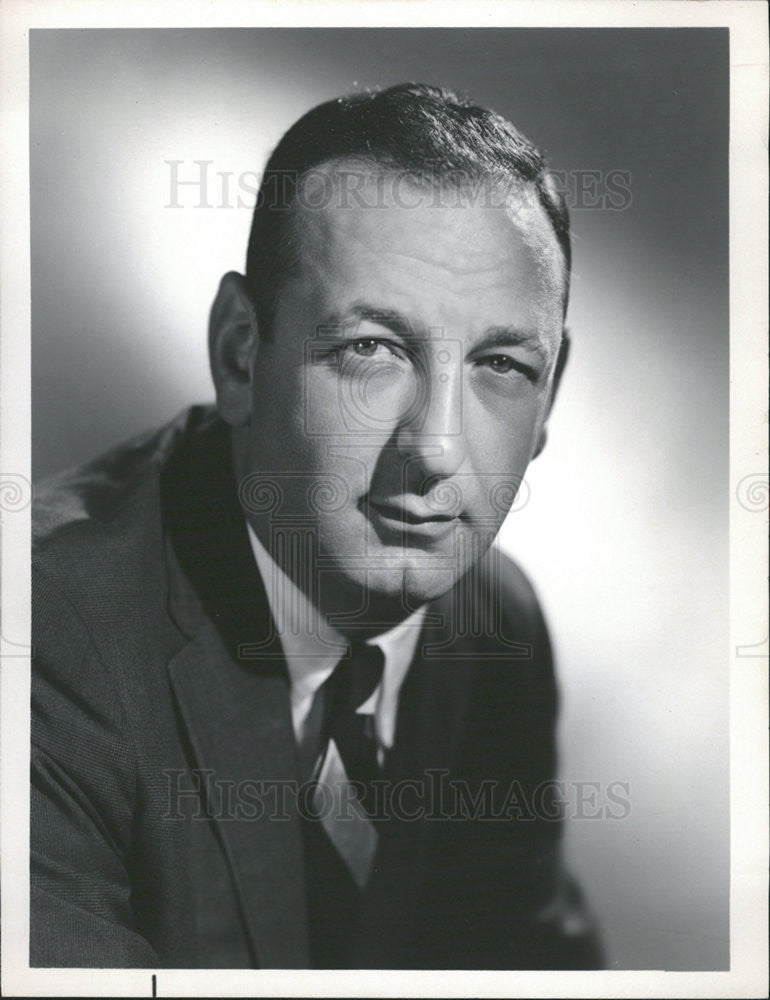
{"left": 210, "top": 83, "right": 571, "bottom": 624}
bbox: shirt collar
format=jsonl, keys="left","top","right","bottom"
{"left": 246, "top": 521, "right": 427, "bottom": 714}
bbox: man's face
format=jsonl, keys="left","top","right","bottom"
{"left": 240, "top": 168, "right": 566, "bottom": 616}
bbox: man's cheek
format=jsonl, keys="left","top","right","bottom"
{"left": 461, "top": 454, "right": 532, "bottom": 527}
{"left": 300, "top": 368, "right": 351, "bottom": 436}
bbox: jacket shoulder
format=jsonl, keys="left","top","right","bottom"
{"left": 495, "top": 548, "right": 543, "bottom": 616}
{"left": 480, "top": 545, "right": 549, "bottom": 640}
{"left": 429, "top": 544, "right": 554, "bottom": 679}
{"left": 32, "top": 405, "right": 219, "bottom": 566}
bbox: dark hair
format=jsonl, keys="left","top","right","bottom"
{"left": 245, "top": 82, "right": 571, "bottom": 334}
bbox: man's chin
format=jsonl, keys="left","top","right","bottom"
{"left": 318, "top": 528, "right": 495, "bottom": 621}
{"left": 331, "top": 560, "right": 459, "bottom": 612}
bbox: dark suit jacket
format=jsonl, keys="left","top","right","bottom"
{"left": 31, "top": 405, "right": 601, "bottom": 969}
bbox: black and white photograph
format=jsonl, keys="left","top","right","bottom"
{"left": 0, "top": 1, "right": 767, "bottom": 997}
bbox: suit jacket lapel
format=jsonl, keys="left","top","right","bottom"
{"left": 161, "top": 417, "right": 310, "bottom": 968}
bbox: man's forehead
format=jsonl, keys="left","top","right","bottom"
{"left": 294, "top": 162, "right": 566, "bottom": 295}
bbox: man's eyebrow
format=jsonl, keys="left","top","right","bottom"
{"left": 318, "top": 304, "right": 415, "bottom": 338}
{"left": 475, "top": 326, "right": 551, "bottom": 360}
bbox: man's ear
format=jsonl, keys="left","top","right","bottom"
{"left": 209, "top": 272, "right": 259, "bottom": 427}
{"left": 533, "top": 328, "right": 570, "bottom": 459}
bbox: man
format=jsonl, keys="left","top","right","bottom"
{"left": 31, "top": 83, "right": 601, "bottom": 969}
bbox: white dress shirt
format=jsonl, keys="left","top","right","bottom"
{"left": 246, "top": 522, "right": 426, "bottom": 771}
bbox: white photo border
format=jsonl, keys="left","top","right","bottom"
{"left": 1, "top": 1, "right": 767, "bottom": 997}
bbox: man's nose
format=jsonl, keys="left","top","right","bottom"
{"left": 396, "top": 350, "right": 465, "bottom": 478}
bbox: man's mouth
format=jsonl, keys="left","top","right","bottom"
{"left": 365, "top": 497, "right": 461, "bottom": 537}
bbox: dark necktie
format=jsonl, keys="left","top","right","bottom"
{"left": 309, "top": 641, "right": 386, "bottom": 889}
{"left": 323, "top": 641, "right": 385, "bottom": 792}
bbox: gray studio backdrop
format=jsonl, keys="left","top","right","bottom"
{"left": 30, "top": 28, "right": 729, "bottom": 970}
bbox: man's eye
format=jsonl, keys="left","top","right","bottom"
{"left": 352, "top": 339, "right": 381, "bottom": 358}
{"left": 341, "top": 338, "right": 407, "bottom": 362}
{"left": 480, "top": 354, "right": 517, "bottom": 375}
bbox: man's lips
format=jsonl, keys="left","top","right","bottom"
{"left": 366, "top": 497, "right": 460, "bottom": 530}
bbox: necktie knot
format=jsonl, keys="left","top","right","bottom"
{"left": 333, "top": 641, "right": 386, "bottom": 715}
{"left": 320, "top": 641, "right": 385, "bottom": 792}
